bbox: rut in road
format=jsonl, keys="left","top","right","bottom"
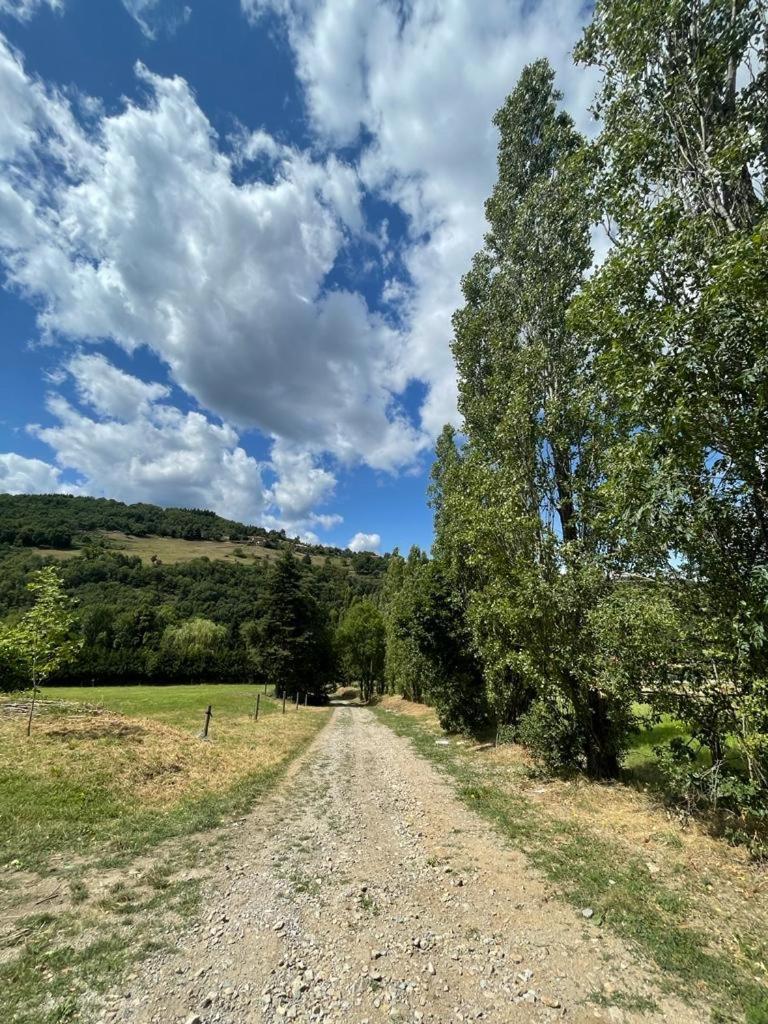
{"left": 96, "top": 707, "right": 702, "bottom": 1024}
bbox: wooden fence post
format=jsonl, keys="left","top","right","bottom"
{"left": 200, "top": 704, "right": 213, "bottom": 739}
{"left": 282, "top": 692, "right": 286, "bottom": 714}
{"left": 254, "top": 694, "right": 260, "bottom": 722}
{"left": 304, "top": 693, "right": 308, "bottom": 707}
{"left": 295, "top": 692, "right": 299, "bottom": 710}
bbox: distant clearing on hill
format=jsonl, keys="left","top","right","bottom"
{"left": 30, "top": 531, "right": 346, "bottom": 568}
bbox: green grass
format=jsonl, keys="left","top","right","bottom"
{"left": 374, "top": 706, "right": 768, "bottom": 1024}
{"left": 1, "top": 877, "right": 202, "bottom": 1024}
{"left": 49, "top": 681, "right": 277, "bottom": 727}
{"left": 0, "top": 683, "right": 330, "bottom": 1024}
{"left": 1, "top": 684, "right": 327, "bottom": 871}
{"left": 623, "top": 708, "right": 693, "bottom": 781}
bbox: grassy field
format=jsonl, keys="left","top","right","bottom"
{"left": 29, "top": 531, "right": 339, "bottom": 567}
{"left": 0, "top": 683, "right": 330, "bottom": 1024}
{"left": 375, "top": 697, "right": 768, "bottom": 1024}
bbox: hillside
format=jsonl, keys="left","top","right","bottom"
{"left": 0, "top": 495, "right": 387, "bottom": 691}
{"left": 0, "top": 492, "right": 386, "bottom": 571}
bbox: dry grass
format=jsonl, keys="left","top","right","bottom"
{"left": 0, "top": 687, "right": 331, "bottom": 1024}
{"left": 378, "top": 694, "right": 437, "bottom": 724}
{"left": 0, "top": 705, "right": 328, "bottom": 810}
{"left": 0, "top": 686, "right": 331, "bottom": 871}
{"left": 379, "top": 694, "right": 768, "bottom": 981}
{"left": 30, "top": 531, "right": 337, "bottom": 567}
{"left": 376, "top": 698, "right": 768, "bottom": 1019}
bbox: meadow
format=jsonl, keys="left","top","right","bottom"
{"left": 28, "top": 530, "right": 334, "bottom": 567}
{"left": 1, "top": 683, "right": 329, "bottom": 870}
{"left": 0, "top": 684, "right": 330, "bottom": 1024}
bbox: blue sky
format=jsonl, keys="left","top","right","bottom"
{"left": 0, "top": 0, "right": 592, "bottom": 554}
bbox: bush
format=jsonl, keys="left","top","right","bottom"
{"left": 654, "top": 739, "right": 768, "bottom": 860}
{"left": 517, "top": 696, "right": 584, "bottom": 774}
{"left": 428, "top": 669, "right": 488, "bottom": 735}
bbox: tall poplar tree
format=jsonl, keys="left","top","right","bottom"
{"left": 449, "top": 60, "right": 629, "bottom": 776}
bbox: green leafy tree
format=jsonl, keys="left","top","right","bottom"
{"left": 160, "top": 617, "right": 228, "bottom": 679}
{"left": 382, "top": 547, "right": 431, "bottom": 703}
{"left": 381, "top": 539, "right": 487, "bottom": 733}
{"left": 0, "top": 567, "right": 82, "bottom": 735}
{"left": 574, "top": 0, "right": 768, "bottom": 771}
{"left": 257, "top": 547, "right": 334, "bottom": 700}
{"left": 449, "top": 60, "right": 630, "bottom": 775}
{"left": 336, "top": 601, "right": 386, "bottom": 702}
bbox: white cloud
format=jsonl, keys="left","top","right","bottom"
{"left": 243, "top": 0, "right": 596, "bottom": 435}
{"left": 120, "top": 0, "right": 192, "bottom": 39}
{"left": 67, "top": 351, "right": 170, "bottom": 420}
{"left": 0, "top": 36, "right": 429, "bottom": 479}
{"left": 347, "top": 531, "right": 380, "bottom": 553}
{"left": 0, "top": 451, "right": 71, "bottom": 493}
{"left": 4, "top": 352, "right": 348, "bottom": 533}
{"left": 268, "top": 439, "right": 336, "bottom": 520}
{"left": 0, "top": 0, "right": 61, "bottom": 21}
{"left": 28, "top": 355, "right": 269, "bottom": 523}
{"left": 0, "top": 5, "right": 596, "bottom": 534}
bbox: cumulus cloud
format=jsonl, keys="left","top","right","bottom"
{"left": 243, "top": 0, "right": 595, "bottom": 434}
{"left": 67, "top": 351, "right": 170, "bottom": 420}
{"left": 0, "top": 451, "right": 71, "bottom": 493}
{"left": 0, "top": 4, "right": 595, "bottom": 534}
{"left": 347, "top": 531, "right": 380, "bottom": 553}
{"left": 26, "top": 354, "right": 269, "bottom": 523}
{"left": 0, "top": 35, "right": 429, "bottom": 479}
{"left": 3, "top": 352, "right": 347, "bottom": 535}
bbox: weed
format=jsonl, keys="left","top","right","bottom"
{"left": 68, "top": 879, "right": 88, "bottom": 904}
{"left": 360, "top": 893, "right": 380, "bottom": 915}
{"left": 589, "top": 989, "right": 659, "bottom": 1014}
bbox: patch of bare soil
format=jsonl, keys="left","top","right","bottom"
{"left": 86, "top": 707, "right": 705, "bottom": 1024}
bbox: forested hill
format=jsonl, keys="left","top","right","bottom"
{"left": 0, "top": 523, "right": 386, "bottom": 694}
{"left": 0, "top": 492, "right": 388, "bottom": 691}
{"left": 0, "top": 492, "right": 379, "bottom": 563}
{"left": 0, "top": 492, "right": 272, "bottom": 547}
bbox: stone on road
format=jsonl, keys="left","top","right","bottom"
{"left": 99, "top": 707, "right": 700, "bottom": 1024}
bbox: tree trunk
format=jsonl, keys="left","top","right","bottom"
{"left": 552, "top": 443, "right": 578, "bottom": 545}
{"left": 584, "top": 687, "right": 619, "bottom": 780}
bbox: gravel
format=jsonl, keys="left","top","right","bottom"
{"left": 87, "top": 707, "right": 701, "bottom": 1024}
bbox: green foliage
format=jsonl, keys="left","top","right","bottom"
{"left": 382, "top": 546, "right": 487, "bottom": 734}
{"left": 160, "top": 618, "right": 229, "bottom": 679}
{"left": 568, "top": 0, "right": 768, "bottom": 817}
{"left": 0, "top": 531, "right": 380, "bottom": 690}
{"left": 336, "top": 600, "right": 385, "bottom": 702}
{"left": 254, "top": 548, "right": 335, "bottom": 701}
{"left": 0, "top": 493, "right": 392, "bottom": 568}
{"left": 443, "top": 59, "right": 631, "bottom": 774}
{"left": 0, "top": 567, "right": 82, "bottom": 729}
{"left": 516, "top": 696, "right": 585, "bottom": 775}
{"left": 379, "top": 4, "right": 767, "bottom": 829}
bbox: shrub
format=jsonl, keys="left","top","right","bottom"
{"left": 517, "top": 696, "right": 585, "bottom": 774}
{"left": 654, "top": 739, "right": 768, "bottom": 860}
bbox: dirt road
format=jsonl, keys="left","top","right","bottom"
{"left": 96, "top": 707, "right": 701, "bottom": 1024}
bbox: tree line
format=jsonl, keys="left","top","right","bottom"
{"left": 382, "top": 0, "right": 768, "bottom": 846}
{"left": 0, "top": 542, "right": 385, "bottom": 703}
